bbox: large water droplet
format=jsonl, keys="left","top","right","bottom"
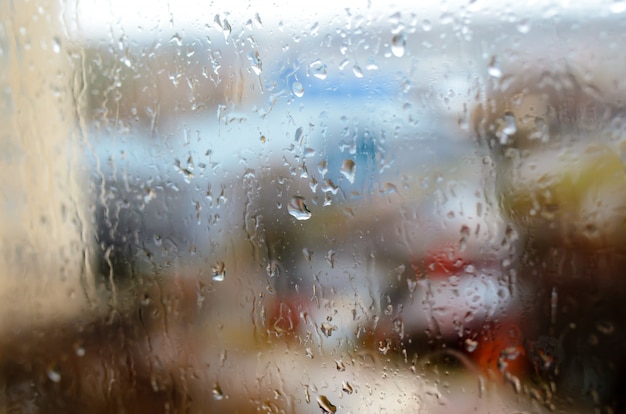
{"left": 223, "top": 19, "right": 232, "bottom": 41}
{"left": 317, "top": 395, "right": 337, "bottom": 413}
{"left": 488, "top": 56, "right": 502, "bottom": 78}
{"left": 48, "top": 367, "right": 61, "bottom": 383}
{"left": 212, "top": 261, "right": 226, "bottom": 281}
{"left": 292, "top": 81, "right": 304, "bottom": 98}
{"left": 52, "top": 36, "right": 61, "bottom": 54}
{"left": 340, "top": 159, "right": 356, "bottom": 184}
{"left": 464, "top": 338, "right": 478, "bottom": 352}
{"left": 313, "top": 63, "right": 328, "bottom": 80}
{"left": 212, "top": 382, "right": 225, "bottom": 400}
{"left": 352, "top": 64, "right": 363, "bottom": 78}
{"left": 302, "top": 247, "right": 313, "bottom": 262}
{"left": 288, "top": 196, "right": 312, "bottom": 220}
{"left": 391, "top": 33, "right": 406, "bottom": 57}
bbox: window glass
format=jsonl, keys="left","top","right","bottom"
{"left": 1, "top": 1, "right": 625, "bottom": 412}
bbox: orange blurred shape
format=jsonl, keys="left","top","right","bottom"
{"left": 468, "top": 321, "right": 531, "bottom": 381}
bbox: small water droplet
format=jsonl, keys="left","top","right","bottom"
{"left": 320, "top": 321, "right": 336, "bottom": 337}
{"left": 313, "top": 63, "right": 328, "bottom": 79}
{"left": 596, "top": 320, "right": 615, "bottom": 335}
{"left": 488, "top": 56, "right": 502, "bottom": 78}
{"left": 325, "top": 250, "right": 335, "bottom": 268}
{"left": 340, "top": 159, "right": 356, "bottom": 184}
{"left": 52, "top": 36, "right": 61, "bottom": 54}
{"left": 516, "top": 19, "right": 530, "bottom": 33}
{"left": 502, "top": 112, "right": 517, "bottom": 135}
{"left": 391, "top": 33, "right": 406, "bottom": 57}
{"left": 48, "top": 368, "right": 61, "bottom": 383}
{"left": 288, "top": 196, "right": 312, "bottom": 220}
{"left": 342, "top": 381, "right": 354, "bottom": 394}
{"left": 352, "top": 64, "right": 363, "bottom": 78}
{"left": 335, "top": 359, "right": 346, "bottom": 371}
{"left": 292, "top": 81, "right": 304, "bottom": 97}
{"left": 295, "top": 126, "right": 304, "bottom": 142}
{"left": 212, "top": 261, "right": 226, "bottom": 281}
{"left": 302, "top": 248, "right": 313, "bottom": 262}
{"left": 317, "top": 395, "right": 337, "bottom": 413}
{"left": 223, "top": 19, "right": 232, "bottom": 41}
{"left": 212, "top": 382, "right": 225, "bottom": 400}
{"left": 464, "top": 338, "right": 478, "bottom": 352}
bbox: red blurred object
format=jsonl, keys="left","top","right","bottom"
{"left": 468, "top": 321, "right": 531, "bottom": 381}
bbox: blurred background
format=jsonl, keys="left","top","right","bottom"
{"left": 1, "top": 0, "right": 626, "bottom": 412}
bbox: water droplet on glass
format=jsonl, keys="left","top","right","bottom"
{"left": 596, "top": 320, "right": 615, "bottom": 335}
{"left": 295, "top": 126, "right": 304, "bottom": 142}
{"left": 292, "top": 81, "right": 304, "bottom": 98}
{"left": 342, "top": 381, "right": 354, "bottom": 394}
{"left": 302, "top": 247, "right": 313, "bottom": 262}
{"left": 212, "top": 261, "right": 226, "bottom": 281}
{"left": 335, "top": 359, "right": 346, "bottom": 371}
{"left": 340, "top": 159, "right": 356, "bottom": 184}
{"left": 391, "top": 33, "right": 406, "bottom": 57}
{"left": 325, "top": 250, "right": 335, "bottom": 268}
{"left": 352, "top": 64, "right": 363, "bottom": 78}
{"left": 488, "top": 56, "right": 502, "bottom": 78}
{"left": 52, "top": 36, "right": 61, "bottom": 54}
{"left": 288, "top": 196, "right": 312, "bottom": 220}
{"left": 502, "top": 112, "right": 517, "bottom": 135}
{"left": 464, "top": 338, "right": 478, "bottom": 352}
{"left": 223, "top": 19, "right": 232, "bottom": 41}
{"left": 317, "top": 395, "right": 337, "bottom": 413}
{"left": 313, "top": 63, "right": 328, "bottom": 80}
{"left": 320, "top": 321, "right": 336, "bottom": 337}
{"left": 48, "top": 368, "right": 61, "bottom": 383}
{"left": 516, "top": 19, "right": 530, "bottom": 33}
{"left": 212, "top": 382, "right": 225, "bottom": 400}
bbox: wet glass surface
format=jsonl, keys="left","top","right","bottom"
{"left": 1, "top": 1, "right": 626, "bottom": 412}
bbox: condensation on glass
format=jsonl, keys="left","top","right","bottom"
{"left": 1, "top": 0, "right": 625, "bottom": 412}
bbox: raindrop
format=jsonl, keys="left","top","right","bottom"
{"left": 342, "top": 381, "right": 354, "bottom": 394}
{"left": 295, "top": 127, "right": 304, "bottom": 142}
{"left": 335, "top": 359, "right": 346, "bottom": 371}
{"left": 502, "top": 112, "right": 517, "bottom": 135}
{"left": 317, "top": 395, "right": 337, "bottom": 413}
{"left": 313, "top": 63, "right": 328, "bottom": 80}
{"left": 596, "top": 321, "right": 615, "bottom": 335}
{"left": 325, "top": 250, "right": 335, "bottom": 268}
{"left": 292, "top": 81, "right": 304, "bottom": 97}
{"left": 52, "top": 36, "right": 61, "bottom": 53}
{"left": 352, "top": 64, "right": 363, "bottom": 78}
{"left": 212, "top": 382, "right": 225, "bottom": 400}
{"left": 288, "top": 196, "right": 312, "bottom": 220}
{"left": 302, "top": 247, "right": 313, "bottom": 262}
{"left": 320, "top": 321, "right": 336, "bottom": 337}
{"left": 464, "top": 338, "right": 478, "bottom": 352}
{"left": 223, "top": 19, "right": 232, "bottom": 41}
{"left": 488, "top": 56, "right": 502, "bottom": 78}
{"left": 318, "top": 160, "right": 328, "bottom": 177}
{"left": 391, "top": 33, "right": 406, "bottom": 57}
{"left": 212, "top": 261, "right": 226, "bottom": 281}
{"left": 75, "top": 345, "right": 85, "bottom": 357}
{"left": 48, "top": 367, "right": 61, "bottom": 383}
{"left": 340, "top": 159, "right": 356, "bottom": 184}
{"left": 321, "top": 179, "right": 339, "bottom": 194}
{"left": 516, "top": 19, "right": 530, "bottom": 33}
